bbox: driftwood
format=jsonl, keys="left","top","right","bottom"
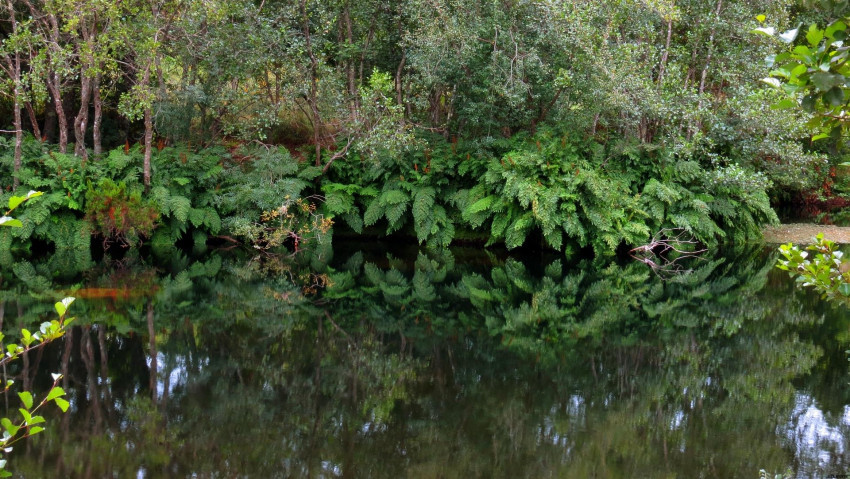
{"left": 630, "top": 228, "right": 706, "bottom": 279}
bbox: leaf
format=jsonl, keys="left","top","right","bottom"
{"left": 802, "top": 94, "right": 817, "bottom": 112}
{"left": 811, "top": 72, "right": 841, "bottom": 91}
{"left": 45, "top": 387, "right": 65, "bottom": 402}
{"left": 17, "top": 392, "right": 32, "bottom": 410}
{"left": 806, "top": 24, "right": 824, "bottom": 46}
{"left": 168, "top": 196, "right": 192, "bottom": 223}
{"left": 7, "top": 196, "right": 25, "bottom": 212}
{"left": 770, "top": 99, "right": 796, "bottom": 110}
{"left": 27, "top": 426, "right": 44, "bottom": 436}
{"left": 54, "top": 297, "right": 74, "bottom": 317}
{"left": 0, "top": 217, "right": 22, "bottom": 228}
{"left": 412, "top": 187, "right": 436, "bottom": 243}
{"left": 363, "top": 198, "right": 384, "bottom": 227}
{"left": 839, "top": 282, "right": 850, "bottom": 296}
{"left": 54, "top": 397, "right": 70, "bottom": 412}
{"left": 756, "top": 14, "right": 766, "bottom": 23}
{"left": 1, "top": 419, "right": 18, "bottom": 437}
{"left": 824, "top": 86, "right": 845, "bottom": 106}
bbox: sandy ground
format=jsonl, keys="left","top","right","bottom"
{"left": 762, "top": 224, "right": 850, "bottom": 244}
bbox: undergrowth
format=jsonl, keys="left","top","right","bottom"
{"left": 0, "top": 130, "right": 778, "bottom": 256}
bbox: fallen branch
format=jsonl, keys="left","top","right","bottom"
{"left": 630, "top": 228, "right": 706, "bottom": 279}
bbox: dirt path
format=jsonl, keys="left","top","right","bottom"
{"left": 762, "top": 224, "right": 850, "bottom": 244}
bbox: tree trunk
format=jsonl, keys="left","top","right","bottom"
{"left": 24, "top": 101, "right": 41, "bottom": 141}
{"left": 47, "top": 13, "right": 68, "bottom": 153}
{"left": 12, "top": 55, "right": 23, "bottom": 190}
{"left": 142, "top": 66, "right": 153, "bottom": 189}
{"left": 74, "top": 74, "right": 92, "bottom": 161}
{"left": 47, "top": 73, "right": 68, "bottom": 153}
{"left": 93, "top": 74, "right": 103, "bottom": 157}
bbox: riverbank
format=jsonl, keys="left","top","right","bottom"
{"left": 762, "top": 224, "right": 850, "bottom": 244}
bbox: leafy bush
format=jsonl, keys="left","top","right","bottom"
{"left": 777, "top": 234, "right": 850, "bottom": 302}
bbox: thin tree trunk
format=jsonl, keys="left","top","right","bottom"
{"left": 12, "top": 55, "right": 23, "bottom": 190}
{"left": 93, "top": 74, "right": 103, "bottom": 157}
{"left": 24, "top": 101, "right": 41, "bottom": 140}
{"left": 74, "top": 74, "right": 92, "bottom": 161}
{"left": 47, "top": 12, "right": 68, "bottom": 153}
{"left": 47, "top": 73, "right": 68, "bottom": 152}
{"left": 142, "top": 66, "right": 153, "bottom": 189}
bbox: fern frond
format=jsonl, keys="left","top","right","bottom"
{"left": 169, "top": 195, "right": 192, "bottom": 223}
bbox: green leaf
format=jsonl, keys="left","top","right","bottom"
{"left": 824, "top": 86, "right": 845, "bottom": 106}
{"left": 811, "top": 72, "right": 840, "bottom": 91}
{"left": 0, "top": 217, "right": 22, "bottom": 228}
{"left": 756, "top": 14, "right": 766, "bottom": 23}
{"left": 1, "top": 418, "right": 18, "bottom": 437}
{"left": 54, "top": 397, "right": 69, "bottom": 413}
{"left": 771, "top": 98, "right": 796, "bottom": 110}
{"left": 802, "top": 94, "right": 817, "bottom": 112}
{"left": 27, "top": 426, "right": 44, "bottom": 436}
{"left": 54, "top": 297, "right": 74, "bottom": 318}
{"left": 45, "top": 387, "right": 65, "bottom": 402}
{"left": 806, "top": 24, "right": 824, "bottom": 46}
{"left": 839, "top": 282, "right": 850, "bottom": 296}
{"left": 17, "top": 392, "right": 32, "bottom": 410}
{"left": 7, "top": 196, "right": 24, "bottom": 212}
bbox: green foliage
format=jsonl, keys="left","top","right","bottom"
{"left": 0, "top": 191, "right": 43, "bottom": 229}
{"left": 777, "top": 234, "right": 850, "bottom": 302}
{"left": 760, "top": 16, "right": 850, "bottom": 142}
{"left": 0, "top": 296, "right": 75, "bottom": 476}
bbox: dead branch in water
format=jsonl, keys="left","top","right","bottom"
{"left": 630, "top": 228, "right": 706, "bottom": 279}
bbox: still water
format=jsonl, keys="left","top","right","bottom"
{"left": 1, "top": 242, "right": 849, "bottom": 478}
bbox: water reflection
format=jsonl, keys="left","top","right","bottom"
{"left": 0, "top": 244, "right": 846, "bottom": 477}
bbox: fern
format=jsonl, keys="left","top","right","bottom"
{"left": 169, "top": 195, "right": 192, "bottom": 223}
{"left": 412, "top": 186, "right": 436, "bottom": 244}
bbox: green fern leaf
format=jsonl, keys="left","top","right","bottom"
{"left": 188, "top": 208, "right": 206, "bottom": 227}
{"left": 324, "top": 190, "right": 354, "bottom": 215}
{"left": 204, "top": 208, "right": 222, "bottom": 234}
{"left": 169, "top": 196, "right": 192, "bottom": 223}
{"left": 384, "top": 202, "right": 408, "bottom": 230}
{"left": 413, "top": 186, "right": 436, "bottom": 243}
{"left": 505, "top": 212, "right": 533, "bottom": 249}
{"left": 363, "top": 198, "right": 385, "bottom": 227}
{"left": 343, "top": 211, "right": 363, "bottom": 233}
{"left": 380, "top": 189, "right": 408, "bottom": 206}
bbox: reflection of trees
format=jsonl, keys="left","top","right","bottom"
{"left": 0, "top": 245, "right": 843, "bottom": 477}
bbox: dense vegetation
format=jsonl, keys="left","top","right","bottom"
{"left": 0, "top": 0, "right": 844, "bottom": 255}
